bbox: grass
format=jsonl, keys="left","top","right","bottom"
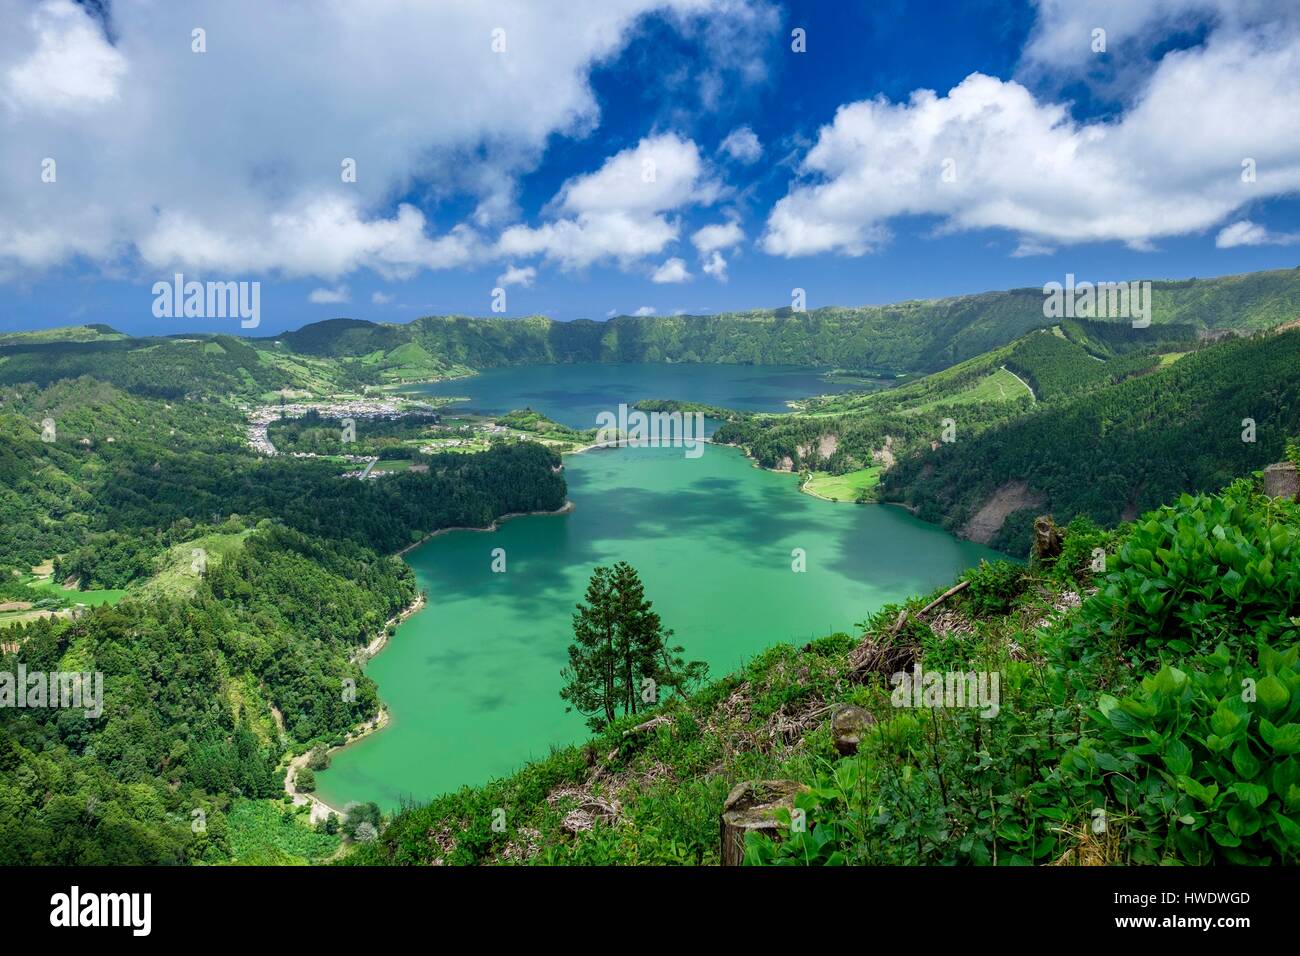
{"left": 0, "top": 608, "right": 70, "bottom": 629}
{"left": 135, "top": 531, "right": 251, "bottom": 601}
{"left": 905, "top": 366, "right": 1033, "bottom": 413}
{"left": 25, "top": 578, "right": 126, "bottom": 606}
{"left": 1157, "top": 351, "right": 1190, "bottom": 366}
{"left": 803, "top": 465, "right": 883, "bottom": 502}
{"left": 226, "top": 799, "right": 340, "bottom": 865}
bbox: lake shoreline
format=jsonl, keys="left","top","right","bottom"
{"left": 287, "top": 588, "right": 430, "bottom": 823}
{"left": 394, "top": 500, "right": 576, "bottom": 557}
{"left": 304, "top": 501, "right": 578, "bottom": 819}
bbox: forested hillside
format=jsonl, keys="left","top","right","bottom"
{"left": 713, "top": 321, "right": 1300, "bottom": 554}
{"left": 884, "top": 328, "right": 1300, "bottom": 553}
{"left": 0, "top": 371, "right": 567, "bottom": 863}
{"left": 0, "top": 525, "right": 413, "bottom": 864}
{"left": 278, "top": 267, "right": 1300, "bottom": 374}
{"left": 1, "top": 377, "right": 565, "bottom": 585}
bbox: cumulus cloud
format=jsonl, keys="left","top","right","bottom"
{"left": 651, "top": 257, "right": 691, "bottom": 283}
{"left": 0, "top": 0, "right": 753, "bottom": 281}
{"left": 1020, "top": 0, "right": 1299, "bottom": 73}
{"left": 701, "top": 250, "right": 728, "bottom": 280}
{"left": 691, "top": 220, "right": 744, "bottom": 253}
{"left": 1215, "top": 220, "right": 1300, "bottom": 247}
{"left": 633, "top": 305, "right": 657, "bottom": 315}
{"left": 5, "top": 0, "right": 127, "bottom": 112}
{"left": 309, "top": 286, "right": 350, "bottom": 304}
{"left": 498, "top": 133, "right": 719, "bottom": 270}
{"left": 762, "top": 27, "right": 1300, "bottom": 257}
{"left": 371, "top": 291, "right": 394, "bottom": 305}
{"left": 719, "top": 126, "right": 762, "bottom": 163}
{"left": 496, "top": 264, "right": 536, "bottom": 287}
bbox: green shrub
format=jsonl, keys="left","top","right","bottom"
{"left": 1065, "top": 483, "right": 1300, "bottom": 659}
{"left": 1061, "top": 645, "right": 1300, "bottom": 864}
{"left": 958, "top": 560, "right": 1027, "bottom": 617}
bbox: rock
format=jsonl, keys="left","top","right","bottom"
{"left": 830, "top": 704, "right": 874, "bottom": 756}
{"left": 1263, "top": 462, "right": 1299, "bottom": 500}
{"left": 719, "top": 779, "right": 809, "bottom": 866}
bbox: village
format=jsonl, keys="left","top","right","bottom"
{"left": 244, "top": 395, "right": 515, "bottom": 478}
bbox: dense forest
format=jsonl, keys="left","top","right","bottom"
{"left": 711, "top": 319, "right": 1299, "bottom": 554}
{"left": 0, "top": 525, "right": 411, "bottom": 864}
{"left": 884, "top": 328, "right": 1300, "bottom": 553}
{"left": 0, "top": 365, "right": 567, "bottom": 862}
{"left": 0, "top": 375, "right": 565, "bottom": 584}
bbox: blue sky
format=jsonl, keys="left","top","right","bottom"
{"left": 1, "top": 0, "right": 1298, "bottom": 336}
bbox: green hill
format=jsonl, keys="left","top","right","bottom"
{"left": 277, "top": 266, "right": 1300, "bottom": 374}
{"left": 883, "top": 326, "right": 1300, "bottom": 553}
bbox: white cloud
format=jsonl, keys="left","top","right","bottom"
{"left": 691, "top": 220, "right": 745, "bottom": 253}
{"left": 496, "top": 264, "right": 537, "bottom": 287}
{"left": 371, "top": 291, "right": 394, "bottom": 304}
{"left": 309, "top": 285, "right": 350, "bottom": 304}
{"left": 701, "top": 250, "right": 728, "bottom": 280}
{"left": 1020, "top": 0, "right": 1298, "bottom": 73}
{"left": 1011, "top": 239, "right": 1055, "bottom": 258}
{"left": 1215, "top": 220, "right": 1300, "bottom": 247}
{"left": 651, "top": 257, "right": 691, "bottom": 283}
{"left": 719, "top": 125, "right": 762, "bottom": 163}
{"left": 763, "top": 27, "right": 1300, "bottom": 257}
{"left": 0, "top": 0, "right": 754, "bottom": 281}
{"left": 633, "top": 305, "right": 657, "bottom": 315}
{"left": 498, "top": 133, "right": 719, "bottom": 270}
{"left": 5, "top": 0, "right": 127, "bottom": 112}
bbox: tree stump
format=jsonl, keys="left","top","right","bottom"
{"left": 831, "top": 704, "right": 875, "bottom": 756}
{"left": 1263, "top": 462, "right": 1299, "bottom": 501}
{"left": 1032, "top": 515, "right": 1062, "bottom": 565}
{"left": 719, "top": 779, "right": 808, "bottom": 866}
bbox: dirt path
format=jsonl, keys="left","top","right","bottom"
{"left": 999, "top": 366, "right": 1036, "bottom": 402}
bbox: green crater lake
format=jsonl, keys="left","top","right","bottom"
{"left": 317, "top": 365, "right": 1004, "bottom": 810}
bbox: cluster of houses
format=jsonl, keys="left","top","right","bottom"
{"left": 244, "top": 397, "right": 423, "bottom": 457}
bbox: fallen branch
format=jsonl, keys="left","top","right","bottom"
{"left": 886, "top": 608, "right": 909, "bottom": 637}
{"left": 916, "top": 579, "right": 970, "bottom": 618}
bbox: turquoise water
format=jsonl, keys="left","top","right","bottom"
{"left": 316, "top": 436, "right": 1004, "bottom": 810}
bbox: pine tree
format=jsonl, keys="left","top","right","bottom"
{"left": 560, "top": 562, "right": 707, "bottom": 730}
{"left": 560, "top": 566, "right": 618, "bottom": 729}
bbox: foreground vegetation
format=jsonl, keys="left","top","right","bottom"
{"left": 349, "top": 476, "right": 1300, "bottom": 865}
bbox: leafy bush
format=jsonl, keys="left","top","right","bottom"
{"left": 1064, "top": 483, "right": 1300, "bottom": 658}
{"left": 959, "top": 560, "right": 1027, "bottom": 617}
{"left": 1061, "top": 645, "right": 1300, "bottom": 864}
